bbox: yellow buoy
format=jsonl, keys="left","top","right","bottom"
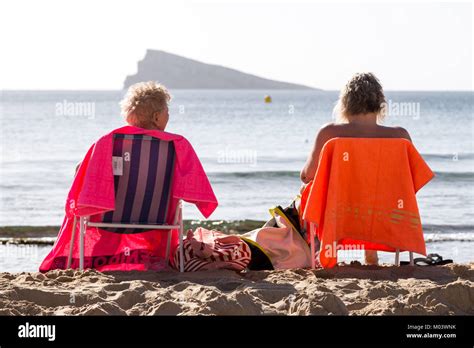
{"left": 264, "top": 95, "right": 272, "bottom": 103}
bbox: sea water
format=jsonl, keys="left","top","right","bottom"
{"left": 1, "top": 90, "right": 473, "bottom": 269}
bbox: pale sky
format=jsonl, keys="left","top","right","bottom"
{"left": 0, "top": 0, "right": 472, "bottom": 90}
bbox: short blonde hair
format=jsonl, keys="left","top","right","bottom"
{"left": 120, "top": 81, "right": 171, "bottom": 128}
{"left": 333, "top": 72, "right": 386, "bottom": 123}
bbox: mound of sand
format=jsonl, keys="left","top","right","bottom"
{"left": 0, "top": 263, "right": 472, "bottom": 315}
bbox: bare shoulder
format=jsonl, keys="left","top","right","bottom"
{"left": 393, "top": 126, "right": 412, "bottom": 142}
{"left": 376, "top": 125, "right": 412, "bottom": 141}
{"left": 313, "top": 123, "right": 340, "bottom": 147}
{"left": 318, "top": 122, "right": 341, "bottom": 139}
{"left": 320, "top": 122, "right": 339, "bottom": 131}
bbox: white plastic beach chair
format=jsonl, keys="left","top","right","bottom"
{"left": 67, "top": 134, "right": 185, "bottom": 272}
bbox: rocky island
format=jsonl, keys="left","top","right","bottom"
{"left": 124, "top": 50, "right": 316, "bottom": 89}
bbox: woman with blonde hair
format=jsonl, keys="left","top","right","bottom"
{"left": 300, "top": 72, "right": 412, "bottom": 265}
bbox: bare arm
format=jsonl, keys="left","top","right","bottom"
{"left": 300, "top": 124, "right": 334, "bottom": 184}
{"left": 75, "top": 162, "right": 81, "bottom": 175}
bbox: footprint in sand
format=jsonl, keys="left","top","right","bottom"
{"left": 363, "top": 282, "right": 409, "bottom": 300}
{"left": 102, "top": 282, "right": 131, "bottom": 292}
{"left": 107, "top": 289, "right": 145, "bottom": 310}
{"left": 12, "top": 287, "right": 73, "bottom": 308}
{"left": 245, "top": 285, "right": 295, "bottom": 304}
{"left": 147, "top": 300, "right": 183, "bottom": 315}
{"left": 214, "top": 281, "right": 243, "bottom": 292}
{"left": 80, "top": 302, "right": 127, "bottom": 315}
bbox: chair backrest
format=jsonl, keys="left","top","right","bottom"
{"left": 303, "top": 137, "right": 433, "bottom": 268}
{"left": 99, "top": 134, "right": 176, "bottom": 232}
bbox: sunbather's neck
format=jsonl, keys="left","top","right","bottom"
{"left": 346, "top": 112, "right": 379, "bottom": 126}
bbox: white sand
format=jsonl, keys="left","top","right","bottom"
{"left": 0, "top": 263, "right": 472, "bottom": 315}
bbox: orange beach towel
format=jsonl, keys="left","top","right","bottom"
{"left": 302, "top": 138, "right": 434, "bottom": 268}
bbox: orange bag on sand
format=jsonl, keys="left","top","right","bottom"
{"left": 302, "top": 138, "right": 434, "bottom": 268}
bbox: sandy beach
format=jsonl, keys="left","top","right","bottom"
{"left": 0, "top": 263, "right": 472, "bottom": 316}
{"left": 1, "top": 223, "right": 473, "bottom": 316}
